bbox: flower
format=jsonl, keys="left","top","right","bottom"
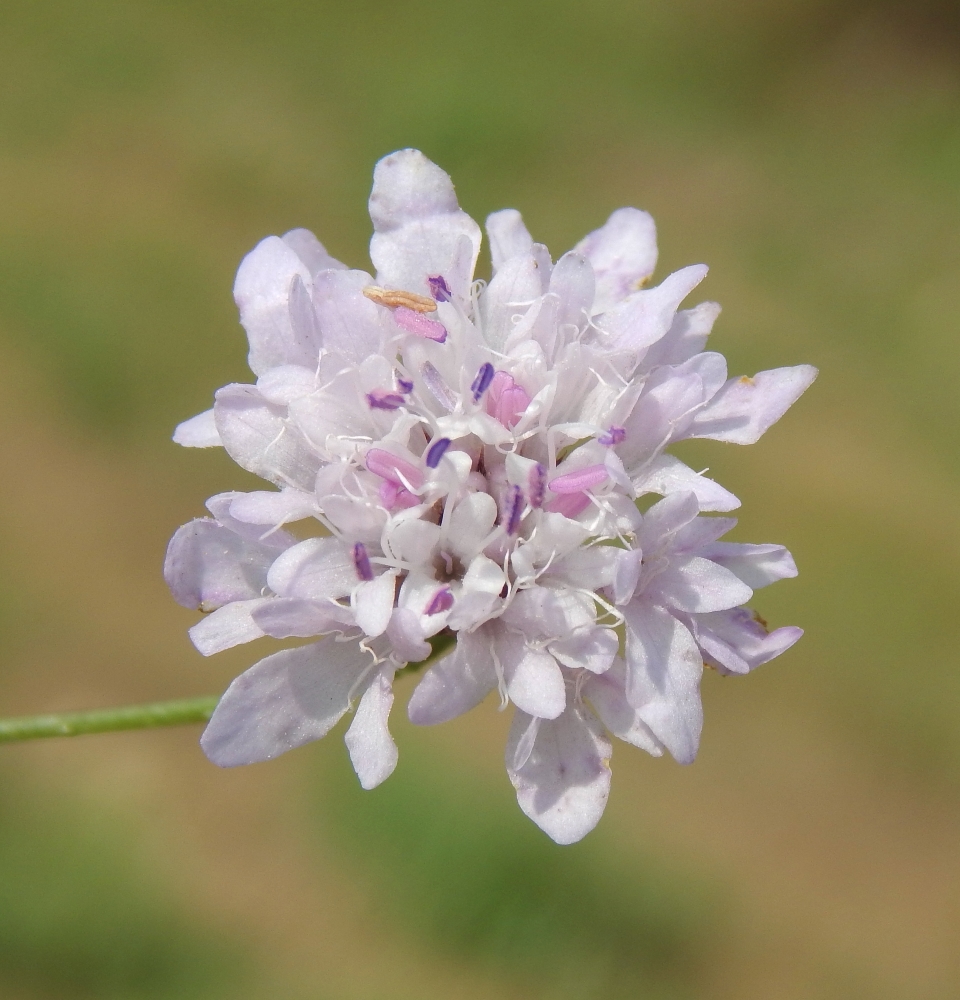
{"left": 165, "top": 149, "right": 816, "bottom": 843}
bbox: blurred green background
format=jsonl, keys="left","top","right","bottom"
{"left": 1, "top": 0, "right": 958, "bottom": 996}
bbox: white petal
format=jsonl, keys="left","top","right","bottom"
{"left": 550, "top": 252, "right": 595, "bottom": 333}
{"left": 173, "top": 408, "right": 221, "bottom": 448}
{"left": 344, "top": 666, "right": 398, "bottom": 789}
{"left": 368, "top": 149, "right": 481, "bottom": 299}
{"left": 407, "top": 630, "right": 497, "bottom": 724}
{"left": 200, "top": 638, "right": 373, "bottom": 766}
{"left": 353, "top": 571, "right": 398, "bottom": 637}
{"left": 386, "top": 607, "right": 432, "bottom": 663}
{"left": 574, "top": 207, "right": 658, "bottom": 314}
{"left": 685, "top": 365, "right": 818, "bottom": 444}
{"left": 486, "top": 208, "right": 534, "bottom": 272}
{"left": 229, "top": 489, "right": 317, "bottom": 525}
{"left": 480, "top": 253, "right": 544, "bottom": 351}
{"left": 505, "top": 705, "right": 612, "bottom": 845}
{"left": 638, "top": 491, "right": 701, "bottom": 552}
{"left": 501, "top": 635, "right": 566, "bottom": 719}
{"left": 312, "top": 268, "right": 392, "bottom": 364}
{"left": 640, "top": 301, "right": 721, "bottom": 369}
{"left": 617, "top": 373, "right": 706, "bottom": 471}
{"left": 446, "top": 492, "right": 498, "bottom": 561}
{"left": 623, "top": 602, "right": 703, "bottom": 765}
{"left": 189, "top": 599, "right": 268, "bottom": 655}
{"left": 256, "top": 365, "right": 318, "bottom": 405}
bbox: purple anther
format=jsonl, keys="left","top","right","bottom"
{"left": 395, "top": 372, "right": 414, "bottom": 394}
{"left": 470, "top": 362, "right": 495, "bottom": 402}
{"left": 503, "top": 484, "right": 524, "bottom": 535}
{"left": 427, "top": 274, "right": 452, "bottom": 302}
{"left": 548, "top": 464, "right": 609, "bottom": 494}
{"left": 366, "top": 390, "right": 406, "bottom": 410}
{"left": 366, "top": 448, "right": 425, "bottom": 489}
{"left": 425, "top": 587, "right": 455, "bottom": 616}
{"left": 544, "top": 492, "right": 592, "bottom": 518}
{"left": 528, "top": 463, "right": 546, "bottom": 508}
{"left": 352, "top": 542, "right": 374, "bottom": 582}
{"left": 425, "top": 437, "right": 451, "bottom": 469}
{"left": 598, "top": 426, "right": 626, "bottom": 446}
{"left": 420, "top": 361, "right": 457, "bottom": 411}
{"left": 485, "top": 370, "right": 531, "bottom": 429}
{"left": 394, "top": 305, "right": 447, "bottom": 342}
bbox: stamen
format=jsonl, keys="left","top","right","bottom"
{"left": 425, "top": 437, "right": 451, "bottom": 469}
{"left": 394, "top": 306, "right": 448, "bottom": 342}
{"left": 548, "top": 464, "right": 609, "bottom": 494}
{"left": 363, "top": 286, "right": 437, "bottom": 312}
{"left": 420, "top": 362, "right": 457, "bottom": 411}
{"left": 528, "top": 463, "right": 546, "bottom": 508}
{"left": 427, "top": 275, "right": 452, "bottom": 302}
{"left": 366, "top": 389, "right": 406, "bottom": 410}
{"left": 352, "top": 542, "right": 374, "bottom": 582}
{"left": 598, "top": 426, "right": 626, "bottom": 446}
{"left": 504, "top": 484, "right": 524, "bottom": 535}
{"left": 395, "top": 372, "right": 414, "bottom": 394}
{"left": 470, "top": 362, "right": 495, "bottom": 402}
{"left": 425, "top": 587, "right": 454, "bottom": 616}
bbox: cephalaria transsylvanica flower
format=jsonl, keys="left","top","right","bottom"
{"left": 165, "top": 149, "right": 816, "bottom": 843}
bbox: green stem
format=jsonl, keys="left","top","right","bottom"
{"left": 0, "top": 629, "right": 459, "bottom": 745}
{"left": 0, "top": 696, "right": 221, "bottom": 744}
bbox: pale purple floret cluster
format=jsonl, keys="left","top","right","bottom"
{"left": 165, "top": 149, "right": 816, "bottom": 844}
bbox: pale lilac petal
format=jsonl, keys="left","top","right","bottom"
{"left": 623, "top": 601, "right": 703, "bottom": 764}
{"left": 651, "top": 555, "right": 753, "bottom": 613}
{"left": 312, "top": 268, "right": 392, "bottom": 364}
{"left": 407, "top": 630, "right": 497, "bottom": 724}
{"left": 353, "top": 571, "right": 398, "bottom": 638}
{"left": 173, "top": 408, "right": 221, "bottom": 448}
{"left": 214, "top": 384, "right": 319, "bottom": 491}
{"left": 573, "top": 207, "right": 658, "bottom": 314}
{"left": 368, "top": 149, "right": 481, "bottom": 299}
{"left": 685, "top": 365, "right": 818, "bottom": 444}
{"left": 638, "top": 492, "right": 701, "bottom": 552}
{"left": 505, "top": 705, "right": 612, "bottom": 845}
{"left": 671, "top": 515, "right": 739, "bottom": 553}
{"left": 256, "top": 365, "right": 318, "bottom": 406}
{"left": 631, "top": 455, "right": 740, "bottom": 512}
{"left": 640, "top": 301, "right": 721, "bottom": 369}
{"left": 486, "top": 209, "right": 534, "bottom": 271}
{"left": 549, "top": 626, "right": 618, "bottom": 674}
{"left": 233, "top": 235, "right": 315, "bottom": 374}
{"left": 267, "top": 537, "right": 355, "bottom": 600}
{"left": 597, "top": 264, "right": 709, "bottom": 354}
{"left": 617, "top": 373, "right": 706, "bottom": 471}
{"left": 480, "top": 254, "right": 544, "bottom": 351}
{"left": 691, "top": 608, "right": 803, "bottom": 675}
{"left": 189, "top": 599, "right": 267, "bottom": 655}
{"left": 699, "top": 542, "right": 798, "bottom": 589}
{"left": 200, "top": 638, "right": 373, "bottom": 766}
{"left": 229, "top": 489, "right": 317, "bottom": 525}
{"left": 344, "top": 666, "right": 398, "bottom": 789}
{"left": 164, "top": 518, "right": 279, "bottom": 610}
{"left": 203, "top": 493, "right": 297, "bottom": 547}
{"left": 502, "top": 641, "right": 566, "bottom": 720}
{"left": 281, "top": 228, "right": 347, "bottom": 276}
{"left": 581, "top": 659, "right": 665, "bottom": 755}
{"left": 550, "top": 252, "right": 595, "bottom": 333}
{"left": 251, "top": 598, "right": 354, "bottom": 638}
{"left": 386, "top": 607, "right": 432, "bottom": 663}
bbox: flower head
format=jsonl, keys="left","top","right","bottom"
{"left": 166, "top": 149, "right": 815, "bottom": 842}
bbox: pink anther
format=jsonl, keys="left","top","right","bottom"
{"left": 544, "top": 492, "right": 592, "bottom": 518}
{"left": 365, "top": 448, "right": 425, "bottom": 489}
{"left": 485, "top": 370, "right": 531, "bottom": 429}
{"left": 394, "top": 306, "right": 448, "bottom": 342}
{"left": 547, "top": 464, "right": 609, "bottom": 494}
